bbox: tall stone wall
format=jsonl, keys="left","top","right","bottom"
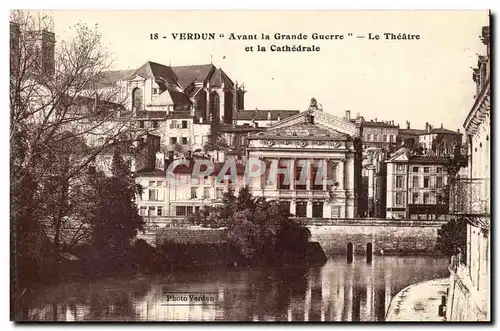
{"left": 308, "top": 219, "right": 446, "bottom": 255}
{"left": 146, "top": 219, "right": 446, "bottom": 256}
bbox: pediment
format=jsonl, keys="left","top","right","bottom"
{"left": 253, "top": 122, "right": 348, "bottom": 140}
{"left": 130, "top": 75, "right": 146, "bottom": 82}
{"left": 269, "top": 109, "right": 359, "bottom": 137}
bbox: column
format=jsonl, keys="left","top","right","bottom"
{"left": 290, "top": 158, "right": 296, "bottom": 191}
{"left": 338, "top": 159, "right": 345, "bottom": 190}
{"left": 306, "top": 199, "right": 313, "bottom": 218}
{"left": 290, "top": 199, "right": 296, "bottom": 216}
{"left": 322, "top": 159, "right": 328, "bottom": 191}
{"left": 306, "top": 158, "right": 313, "bottom": 191}
{"left": 323, "top": 200, "right": 332, "bottom": 218}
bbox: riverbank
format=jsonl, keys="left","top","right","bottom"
{"left": 385, "top": 278, "right": 449, "bottom": 322}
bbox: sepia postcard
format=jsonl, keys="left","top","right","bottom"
{"left": 10, "top": 9, "right": 491, "bottom": 322}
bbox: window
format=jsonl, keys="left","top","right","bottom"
{"left": 374, "top": 134, "right": 378, "bottom": 141}
{"left": 413, "top": 167, "right": 419, "bottom": 172}
{"left": 412, "top": 192, "right": 419, "bottom": 204}
{"left": 424, "top": 167, "right": 430, "bottom": 173}
{"left": 390, "top": 135, "right": 395, "bottom": 142}
{"left": 423, "top": 192, "right": 430, "bottom": 204}
{"left": 170, "top": 137, "right": 177, "bottom": 145}
{"left": 296, "top": 202, "right": 307, "bottom": 217}
{"left": 216, "top": 188, "right": 224, "bottom": 199}
{"left": 396, "top": 175, "right": 403, "bottom": 188}
{"left": 157, "top": 181, "right": 163, "bottom": 186}
{"left": 412, "top": 176, "right": 419, "bottom": 188}
{"left": 368, "top": 134, "right": 373, "bottom": 141}
{"left": 149, "top": 181, "right": 155, "bottom": 187}
{"left": 181, "top": 137, "right": 188, "bottom": 145}
{"left": 424, "top": 176, "right": 430, "bottom": 188}
{"left": 396, "top": 192, "right": 403, "bottom": 205}
{"left": 140, "top": 206, "right": 147, "bottom": 216}
{"left": 157, "top": 206, "right": 163, "bottom": 216}
{"left": 436, "top": 167, "right": 443, "bottom": 173}
{"left": 203, "top": 187, "right": 210, "bottom": 199}
{"left": 436, "top": 176, "right": 443, "bottom": 188}
{"left": 152, "top": 121, "right": 159, "bottom": 128}
{"left": 153, "top": 87, "right": 160, "bottom": 94}
{"left": 396, "top": 164, "right": 404, "bottom": 172}
{"left": 186, "top": 206, "right": 194, "bottom": 216}
{"left": 148, "top": 189, "right": 157, "bottom": 201}
{"left": 182, "top": 120, "right": 188, "bottom": 129}
{"left": 139, "top": 121, "right": 145, "bottom": 128}
{"left": 176, "top": 206, "right": 187, "bottom": 216}
{"left": 148, "top": 206, "right": 155, "bottom": 216}
{"left": 132, "top": 87, "right": 143, "bottom": 110}
{"left": 312, "top": 202, "right": 324, "bottom": 218}
{"left": 191, "top": 187, "right": 198, "bottom": 199}
{"left": 383, "top": 134, "right": 387, "bottom": 142}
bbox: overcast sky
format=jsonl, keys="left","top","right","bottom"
{"left": 40, "top": 10, "right": 489, "bottom": 131}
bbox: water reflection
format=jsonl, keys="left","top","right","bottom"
{"left": 20, "top": 255, "right": 449, "bottom": 322}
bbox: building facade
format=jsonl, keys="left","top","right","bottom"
{"left": 446, "top": 25, "right": 490, "bottom": 322}
{"left": 385, "top": 148, "right": 450, "bottom": 220}
{"left": 246, "top": 105, "right": 361, "bottom": 218}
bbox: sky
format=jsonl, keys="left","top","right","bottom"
{"left": 36, "top": 10, "right": 489, "bottom": 131}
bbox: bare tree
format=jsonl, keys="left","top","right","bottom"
{"left": 10, "top": 10, "right": 146, "bottom": 263}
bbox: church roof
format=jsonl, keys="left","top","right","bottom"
{"left": 234, "top": 109, "right": 299, "bottom": 121}
{"left": 129, "top": 61, "right": 178, "bottom": 85}
{"left": 171, "top": 64, "right": 215, "bottom": 88}
{"left": 209, "top": 68, "right": 234, "bottom": 88}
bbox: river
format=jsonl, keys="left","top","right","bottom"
{"left": 19, "top": 255, "right": 449, "bottom": 322}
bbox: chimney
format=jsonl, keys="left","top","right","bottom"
{"left": 406, "top": 120, "right": 410, "bottom": 129}
{"left": 441, "top": 123, "right": 443, "bottom": 129}
{"left": 356, "top": 112, "right": 360, "bottom": 119}
{"left": 426, "top": 122, "right": 430, "bottom": 133}
{"left": 375, "top": 118, "right": 378, "bottom": 122}
{"left": 457, "top": 128, "right": 461, "bottom": 133}
{"left": 345, "top": 110, "right": 351, "bottom": 121}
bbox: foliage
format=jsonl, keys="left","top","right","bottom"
{"left": 435, "top": 218, "right": 467, "bottom": 256}
{"left": 203, "top": 124, "right": 229, "bottom": 152}
{"left": 91, "top": 149, "right": 144, "bottom": 261}
{"left": 191, "top": 188, "right": 311, "bottom": 263}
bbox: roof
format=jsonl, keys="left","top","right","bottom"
{"left": 420, "top": 128, "right": 462, "bottom": 136}
{"left": 96, "top": 69, "right": 135, "bottom": 87}
{"left": 209, "top": 68, "right": 234, "bottom": 88}
{"left": 386, "top": 147, "right": 450, "bottom": 164}
{"left": 352, "top": 120, "right": 399, "bottom": 128}
{"left": 251, "top": 122, "right": 349, "bottom": 140}
{"left": 399, "top": 128, "right": 427, "bottom": 136}
{"left": 168, "top": 90, "right": 192, "bottom": 106}
{"left": 234, "top": 110, "right": 300, "bottom": 121}
{"left": 134, "top": 111, "right": 167, "bottom": 119}
{"left": 171, "top": 64, "right": 215, "bottom": 88}
{"left": 129, "top": 61, "right": 178, "bottom": 85}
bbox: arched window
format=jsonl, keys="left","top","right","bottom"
{"left": 132, "top": 87, "right": 143, "bottom": 110}
{"left": 209, "top": 91, "right": 220, "bottom": 123}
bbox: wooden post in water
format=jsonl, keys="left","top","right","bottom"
{"left": 347, "top": 242, "right": 354, "bottom": 263}
{"left": 366, "top": 243, "right": 373, "bottom": 264}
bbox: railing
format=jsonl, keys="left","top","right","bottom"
{"left": 449, "top": 178, "right": 490, "bottom": 216}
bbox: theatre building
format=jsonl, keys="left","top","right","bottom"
{"left": 245, "top": 104, "right": 361, "bottom": 218}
